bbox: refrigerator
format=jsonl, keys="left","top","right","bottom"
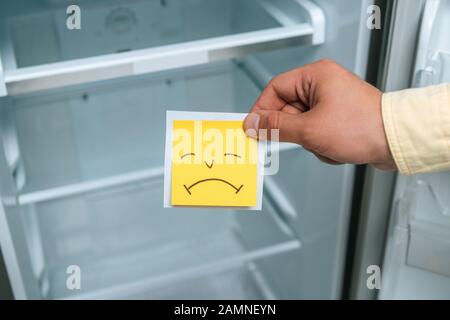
{"left": 0, "top": 0, "right": 448, "bottom": 300}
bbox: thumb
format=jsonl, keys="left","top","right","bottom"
{"left": 243, "top": 110, "right": 307, "bottom": 144}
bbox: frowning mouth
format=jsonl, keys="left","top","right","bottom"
{"left": 184, "top": 178, "right": 243, "bottom": 195}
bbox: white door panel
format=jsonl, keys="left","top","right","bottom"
{"left": 380, "top": 0, "right": 450, "bottom": 300}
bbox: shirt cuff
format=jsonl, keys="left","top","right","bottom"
{"left": 381, "top": 84, "right": 450, "bottom": 175}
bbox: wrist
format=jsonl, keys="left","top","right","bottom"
{"left": 371, "top": 91, "right": 398, "bottom": 171}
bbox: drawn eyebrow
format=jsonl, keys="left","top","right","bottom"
{"left": 180, "top": 152, "right": 195, "bottom": 159}
{"left": 224, "top": 153, "right": 241, "bottom": 158}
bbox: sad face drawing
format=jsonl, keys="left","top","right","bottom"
{"left": 171, "top": 120, "right": 258, "bottom": 207}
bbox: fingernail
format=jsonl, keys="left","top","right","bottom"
{"left": 244, "top": 113, "right": 260, "bottom": 138}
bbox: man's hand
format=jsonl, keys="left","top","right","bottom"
{"left": 243, "top": 59, "right": 397, "bottom": 170}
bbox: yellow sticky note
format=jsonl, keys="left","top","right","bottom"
{"left": 171, "top": 120, "right": 258, "bottom": 207}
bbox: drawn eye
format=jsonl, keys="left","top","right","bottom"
{"left": 224, "top": 153, "right": 241, "bottom": 159}
{"left": 180, "top": 152, "right": 195, "bottom": 160}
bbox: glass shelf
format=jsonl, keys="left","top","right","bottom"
{"left": 4, "top": 0, "right": 279, "bottom": 68}
{"left": 25, "top": 176, "right": 300, "bottom": 299}
{"left": 7, "top": 62, "right": 260, "bottom": 201}
{"left": 0, "top": 0, "right": 325, "bottom": 95}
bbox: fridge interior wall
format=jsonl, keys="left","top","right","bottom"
{"left": 0, "top": 0, "right": 372, "bottom": 299}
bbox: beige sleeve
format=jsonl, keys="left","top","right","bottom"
{"left": 381, "top": 84, "right": 450, "bottom": 175}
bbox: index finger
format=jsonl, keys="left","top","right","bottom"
{"left": 251, "top": 67, "right": 311, "bottom": 113}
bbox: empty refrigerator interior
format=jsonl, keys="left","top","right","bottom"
{"left": 2, "top": 62, "right": 304, "bottom": 299}
{"left": 0, "top": 0, "right": 372, "bottom": 299}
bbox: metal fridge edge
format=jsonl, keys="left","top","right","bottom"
{"left": 347, "top": 0, "right": 427, "bottom": 300}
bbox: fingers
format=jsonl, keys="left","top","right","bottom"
{"left": 244, "top": 110, "right": 342, "bottom": 165}
{"left": 251, "top": 67, "right": 312, "bottom": 113}
{"left": 302, "top": 146, "right": 342, "bottom": 165}
{"left": 251, "top": 59, "right": 346, "bottom": 114}
{"left": 244, "top": 110, "right": 308, "bottom": 145}
{"left": 313, "top": 153, "right": 343, "bottom": 165}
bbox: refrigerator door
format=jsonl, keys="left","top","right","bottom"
{"left": 379, "top": 0, "right": 450, "bottom": 299}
